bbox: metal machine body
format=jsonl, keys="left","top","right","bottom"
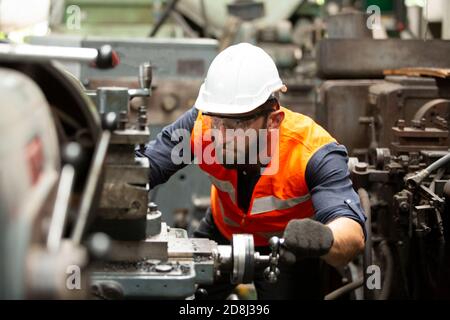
{"left": 87, "top": 63, "right": 152, "bottom": 241}
{"left": 89, "top": 222, "right": 264, "bottom": 299}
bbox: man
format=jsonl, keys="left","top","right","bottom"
{"left": 137, "top": 43, "right": 365, "bottom": 299}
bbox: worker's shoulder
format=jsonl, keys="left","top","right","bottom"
{"left": 168, "top": 106, "right": 199, "bottom": 134}
{"left": 185, "top": 106, "right": 199, "bottom": 124}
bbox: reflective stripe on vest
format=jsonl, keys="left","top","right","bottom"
{"left": 208, "top": 174, "right": 311, "bottom": 216}
{"left": 206, "top": 173, "right": 237, "bottom": 204}
{"left": 217, "top": 196, "right": 240, "bottom": 227}
{"left": 250, "top": 194, "right": 311, "bottom": 215}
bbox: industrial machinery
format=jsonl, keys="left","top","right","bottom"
{"left": 320, "top": 69, "right": 450, "bottom": 299}
{"left": 312, "top": 10, "right": 450, "bottom": 300}
{"left": 27, "top": 35, "right": 217, "bottom": 231}
{"left": 88, "top": 212, "right": 284, "bottom": 299}
{"left": 309, "top": 8, "right": 450, "bottom": 300}
{"left": 0, "top": 42, "right": 281, "bottom": 299}
{"left": 351, "top": 102, "right": 450, "bottom": 298}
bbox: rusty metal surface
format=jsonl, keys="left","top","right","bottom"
{"left": 368, "top": 76, "right": 450, "bottom": 149}
{"left": 391, "top": 126, "right": 449, "bottom": 153}
{"left": 110, "top": 129, "right": 150, "bottom": 145}
{"left": 102, "top": 239, "right": 169, "bottom": 262}
{"left": 98, "top": 182, "right": 147, "bottom": 219}
{"left": 316, "top": 75, "right": 450, "bottom": 157}
{"left": 384, "top": 67, "right": 450, "bottom": 79}
{"left": 316, "top": 79, "right": 383, "bottom": 155}
{"left": 317, "top": 39, "right": 450, "bottom": 79}
{"left": 98, "top": 131, "right": 150, "bottom": 222}
{"left": 326, "top": 12, "right": 372, "bottom": 39}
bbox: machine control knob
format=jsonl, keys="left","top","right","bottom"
{"left": 263, "top": 236, "right": 282, "bottom": 283}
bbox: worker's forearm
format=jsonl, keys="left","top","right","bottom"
{"left": 321, "top": 217, "right": 365, "bottom": 268}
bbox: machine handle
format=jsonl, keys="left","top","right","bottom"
{"left": 71, "top": 112, "right": 117, "bottom": 245}
{"left": 46, "top": 142, "right": 83, "bottom": 252}
{"left": 91, "top": 45, "right": 120, "bottom": 69}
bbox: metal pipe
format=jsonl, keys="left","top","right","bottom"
{"left": 71, "top": 129, "right": 112, "bottom": 245}
{"left": 169, "top": 10, "right": 199, "bottom": 38}
{"left": 377, "top": 240, "right": 394, "bottom": 300}
{"left": 325, "top": 188, "right": 377, "bottom": 301}
{"left": 47, "top": 142, "right": 82, "bottom": 252}
{"left": 324, "top": 278, "right": 364, "bottom": 300}
{"left": 323, "top": 240, "right": 394, "bottom": 301}
{"left": 200, "top": 0, "right": 209, "bottom": 37}
{"left": 358, "top": 188, "right": 372, "bottom": 299}
{"left": 0, "top": 43, "right": 118, "bottom": 69}
{"left": 0, "top": 43, "right": 97, "bottom": 63}
{"left": 406, "top": 153, "right": 450, "bottom": 189}
{"left": 46, "top": 165, "right": 75, "bottom": 252}
{"left": 424, "top": 153, "right": 450, "bottom": 175}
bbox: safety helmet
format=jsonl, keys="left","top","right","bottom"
{"left": 194, "top": 42, "right": 285, "bottom": 116}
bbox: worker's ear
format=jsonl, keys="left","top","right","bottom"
{"left": 267, "top": 110, "right": 284, "bottom": 130}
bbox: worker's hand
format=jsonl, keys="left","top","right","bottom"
{"left": 280, "top": 219, "right": 334, "bottom": 265}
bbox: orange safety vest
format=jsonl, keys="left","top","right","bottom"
{"left": 190, "top": 107, "right": 336, "bottom": 246}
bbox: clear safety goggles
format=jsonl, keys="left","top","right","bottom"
{"left": 207, "top": 98, "right": 279, "bottom": 130}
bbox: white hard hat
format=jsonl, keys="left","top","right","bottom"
{"left": 194, "top": 42, "right": 285, "bottom": 116}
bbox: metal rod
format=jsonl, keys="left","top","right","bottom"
{"left": 200, "top": 0, "right": 209, "bottom": 37}
{"left": 71, "top": 131, "right": 111, "bottom": 245}
{"left": 169, "top": 10, "right": 199, "bottom": 38}
{"left": 358, "top": 187, "right": 372, "bottom": 299}
{"left": 377, "top": 240, "right": 393, "bottom": 300}
{"left": 407, "top": 153, "right": 450, "bottom": 188}
{"left": 0, "top": 43, "right": 98, "bottom": 63}
{"left": 324, "top": 278, "right": 364, "bottom": 300}
{"left": 46, "top": 165, "right": 75, "bottom": 252}
{"left": 149, "top": 0, "right": 181, "bottom": 37}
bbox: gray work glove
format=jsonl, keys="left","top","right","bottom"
{"left": 280, "top": 219, "right": 334, "bottom": 265}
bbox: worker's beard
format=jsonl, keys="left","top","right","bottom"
{"left": 215, "top": 124, "right": 270, "bottom": 170}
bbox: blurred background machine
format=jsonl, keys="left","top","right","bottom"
{"left": 1, "top": 0, "right": 450, "bottom": 300}
{"left": 313, "top": 4, "right": 450, "bottom": 299}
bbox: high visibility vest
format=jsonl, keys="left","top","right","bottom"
{"left": 190, "top": 107, "right": 336, "bottom": 246}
